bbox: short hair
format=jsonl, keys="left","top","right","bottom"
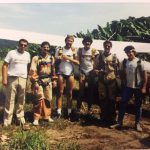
{"left": 82, "top": 36, "right": 93, "bottom": 44}
{"left": 41, "top": 41, "right": 50, "bottom": 48}
{"left": 124, "top": 45, "right": 136, "bottom": 54}
{"left": 18, "top": 39, "right": 28, "bottom": 45}
{"left": 103, "top": 40, "right": 112, "bottom": 47}
{"left": 65, "top": 35, "right": 74, "bottom": 42}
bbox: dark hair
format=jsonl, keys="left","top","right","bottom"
{"left": 103, "top": 40, "right": 112, "bottom": 47}
{"left": 41, "top": 41, "right": 50, "bottom": 48}
{"left": 65, "top": 35, "right": 74, "bottom": 42}
{"left": 18, "top": 39, "right": 28, "bottom": 45}
{"left": 82, "top": 36, "right": 93, "bottom": 44}
{"left": 124, "top": 45, "right": 135, "bottom": 53}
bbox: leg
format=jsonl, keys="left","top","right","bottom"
{"left": 134, "top": 89, "right": 143, "bottom": 124}
{"left": 87, "top": 72, "right": 95, "bottom": 112}
{"left": 77, "top": 73, "right": 86, "bottom": 110}
{"left": 98, "top": 81, "right": 107, "bottom": 121}
{"left": 117, "top": 87, "right": 133, "bottom": 124}
{"left": 66, "top": 75, "right": 74, "bottom": 115}
{"left": 56, "top": 75, "right": 65, "bottom": 115}
{"left": 43, "top": 82, "right": 53, "bottom": 121}
{"left": 107, "top": 80, "right": 117, "bottom": 123}
{"left": 15, "top": 77, "right": 27, "bottom": 124}
{"left": 3, "top": 77, "right": 17, "bottom": 126}
{"left": 32, "top": 83, "right": 44, "bottom": 124}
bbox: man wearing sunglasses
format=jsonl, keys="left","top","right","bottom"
{"left": 2, "top": 39, "right": 30, "bottom": 127}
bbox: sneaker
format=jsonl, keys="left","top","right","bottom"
{"left": 110, "top": 123, "right": 122, "bottom": 129}
{"left": 33, "top": 120, "right": 39, "bottom": 126}
{"left": 48, "top": 117, "right": 54, "bottom": 122}
{"left": 135, "top": 123, "right": 143, "bottom": 132}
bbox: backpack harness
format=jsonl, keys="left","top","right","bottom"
{"left": 36, "top": 54, "right": 53, "bottom": 87}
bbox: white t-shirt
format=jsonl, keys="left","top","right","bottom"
{"left": 77, "top": 48, "right": 98, "bottom": 74}
{"left": 121, "top": 57, "right": 145, "bottom": 88}
{"left": 4, "top": 49, "right": 30, "bottom": 78}
{"left": 55, "top": 47, "right": 74, "bottom": 75}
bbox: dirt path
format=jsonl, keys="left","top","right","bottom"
{"left": 45, "top": 113, "right": 150, "bottom": 150}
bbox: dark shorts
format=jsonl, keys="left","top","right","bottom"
{"left": 59, "top": 74, "right": 73, "bottom": 80}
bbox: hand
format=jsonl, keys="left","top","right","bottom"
{"left": 52, "top": 80, "right": 57, "bottom": 88}
{"left": 2, "top": 79, "right": 7, "bottom": 86}
{"left": 62, "top": 55, "right": 70, "bottom": 61}
{"left": 141, "top": 87, "right": 146, "bottom": 94}
{"left": 94, "top": 70, "right": 99, "bottom": 75}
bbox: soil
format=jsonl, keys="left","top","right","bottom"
{"left": 46, "top": 106, "right": 150, "bottom": 150}
{"left": 0, "top": 89, "right": 150, "bottom": 150}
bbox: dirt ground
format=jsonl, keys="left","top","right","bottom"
{"left": 0, "top": 89, "right": 150, "bottom": 150}
{"left": 46, "top": 105, "right": 150, "bottom": 150}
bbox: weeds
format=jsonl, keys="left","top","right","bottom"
{"left": 0, "top": 130, "right": 50, "bottom": 150}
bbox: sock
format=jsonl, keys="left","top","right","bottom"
{"left": 68, "top": 108, "right": 72, "bottom": 115}
{"left": 57, "top": 108, "right": 61, "bottom": 114}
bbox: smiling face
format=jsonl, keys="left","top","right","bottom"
{"left": 126, "top": 50, "right": 136, "bottom": 61}
{"left": 65, "top": 37, "right": 74, "bottom": 49}
{"left": 83, "top": 41, "right": 92, "bottom": 50}
{"left": 103, "top": 42, "right": 112, "bottom": 56}
{"left": 40, "top": 44, "right": 50, "bottom": 57}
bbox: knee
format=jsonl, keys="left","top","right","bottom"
{"left": 67, "top": 91, "right": 72, "bottom": 98}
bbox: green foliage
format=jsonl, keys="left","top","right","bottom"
{"left": 76, "top": 16, "right": 150, "bottom": 43}
{"left": 0, "top": 48, "right": 11, "bottom": 60}
{"left": 28, "top": 43, "right": 40, "bottom": 58}
{"left": 5, "top": 130, "right": 49, "bottom": 150}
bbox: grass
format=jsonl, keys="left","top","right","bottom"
{"left": 0, "top": 129, "right": 50, "bottom": 150}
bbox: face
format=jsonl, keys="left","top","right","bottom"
{"left": 65, "top": 38, "right": 74, "bottom": 49}
{"left": 126, "top": 51, "right": 135, "bottom": 60}
{"left": 40, "top": 44, "right": 50, "bottom": 56}
{"left": 104, "top": 43, "right": 112, "bottom": 55}
{"left": 18, "top": 41, "right": 28, "bottom": 53}
{"left": 83, "top": 41, "right": 92, "bottom": 50}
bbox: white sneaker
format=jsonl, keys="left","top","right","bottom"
{"left": 33, "top": 120, "right": 39, "bottom": 126}
{"left": 48, "top": 117, "right": 54, "bottom": 122}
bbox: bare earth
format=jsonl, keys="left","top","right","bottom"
{"left": 46, "top": 107, "right": 150, "bottom": 150}
{"left": 0, "top": 89, "right": 150, "bottom": 150}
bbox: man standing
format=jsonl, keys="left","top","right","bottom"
{"left": 29, "top": 41, "right": 55, "bottom": 125}
{"left": 77, "top": 36, "right": 99, "bottom": 114}
{"left": 94, "top": 40, "right": 120, "bottom": 125}
{"left": 2, "top": 39, "right": 30, "bottom": 126}
{"left": 55, "top": 35, "right": 79, "bottom": 119}
{"left": 111, "top": 45, "right": 147, "bottom": 131}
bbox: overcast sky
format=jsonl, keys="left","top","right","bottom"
{"left": 0, "top": 3, "right": 149, "bottom": 36}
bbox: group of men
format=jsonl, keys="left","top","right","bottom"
{"left": 2, "top": 35, "right": 148, "bottom": 132}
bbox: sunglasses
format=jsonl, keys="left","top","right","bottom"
{"left": 20, "top": 43, "right": 27, "bottom": 47}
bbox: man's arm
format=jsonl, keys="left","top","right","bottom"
{"left": 141, "top": 70, "right": 148, "bottom": 94}
{"left": 2, "top": 62, "right": 8, "bottom": 86}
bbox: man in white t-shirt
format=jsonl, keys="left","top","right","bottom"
{"left": 55, "top": 35, "right": 79, "bottom": 120}
{"left": 77, "top": 36, "right": 99, "bottom": 114}
{"left": 111, "top": 45, "right": 147, "bottom": 132}
{"left": 2, "top": 39, "right": 30, "bottom": 127}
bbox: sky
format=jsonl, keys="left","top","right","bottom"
{"left": 0, "top": 2, "right": 149, "bottom": 36}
